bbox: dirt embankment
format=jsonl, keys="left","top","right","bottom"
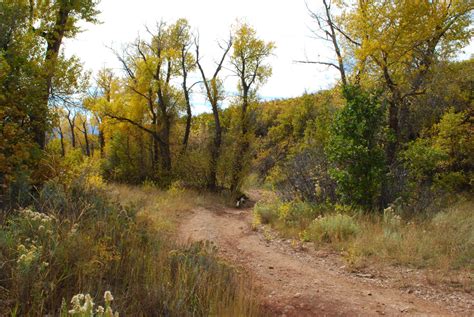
{"left": 178, "top": 197, "right": 473, "bottom": 316}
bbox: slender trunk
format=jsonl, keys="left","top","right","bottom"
{"left": 156, "top": 85, "right": 172, "bottom": 174}
{"left": 153, "top": 137, "right": 159, "bottom": 170}
{"left": 160, "top": 116, "right": 172, "bottom": 172}
{"left": 182, "top": 94, "right": 192, "bottom": 151}
{"left": 181, "top": 46, "right": 192, "bottom": 151}
{"left": 35, "top": 5, "right": 71, "bottom": 149}
{"left": 82, "top": 121, "right": 90, "bottom": 157}
{"left": 231, "top": 85, "right": 250, "bottom": 194}
{"left": 386, "top": 99, "right": 399, "bottom": 166}
{"left": 94, "top": 114, "right": 105, "bottom": 158}
{"left": 67, "top": 115, "right": 76, "bottom": 148}
{"left": 208, "top": 103, "right": 222, "bottom": 190}
{"left": 151, "top": 115, "right": 160, "bottom": 170}
{"left": 58, "top": 126, "right": 65, "bottom": 157}
{"left": 382, "top": 63, "right": 401, "bottom": 166}
{"left": 323, "top": 0, "right": 347, "bottom": 87}
{"left": 98, "top": 128, "right": 105, "bottom": 157}
{"left": 195, "top": 39, "right": 232, "bottom": 189}
{"left": 138, "top": 132, "right": 145, "bottom": 180}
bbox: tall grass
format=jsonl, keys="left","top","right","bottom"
{"left": 254, "top": 196, "right": 474, "bottom": 273}
{"left": 349, "top": 201, "right": 474, "bottom": 270}
{"left": 0, "top": 169, "right": 261, "bottom": 316}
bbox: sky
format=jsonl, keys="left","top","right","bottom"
{"left": 64, "top": 0, "right": 474, "bottom": 114}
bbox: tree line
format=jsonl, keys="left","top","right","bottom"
{"left": 1, "top": 0, "right": 473, "bottom": 212}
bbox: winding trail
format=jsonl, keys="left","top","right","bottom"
{"left": 178, "top": 197, "right": 470, "bottom": 316}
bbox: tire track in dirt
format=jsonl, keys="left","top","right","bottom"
{"left": 178, "top": 204, "right": 462, "bottom": 316}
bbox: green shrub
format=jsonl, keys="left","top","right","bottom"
{"left": 326, "top": 86, "right": 385, "bottom": 209}
{"left": 402, "top": 109, "right": 473, "bottom": 196}
{"left": 278, "top": 200, "right": 320, "bottom": 227}
{"left": 254, "top": 199, "right": 322, "bottom": 229}
{"left": 307, "top": 213, "right": 359, "bottom": 243}
{"left": 254, "top": 201, "right": 279, "bottom": 225}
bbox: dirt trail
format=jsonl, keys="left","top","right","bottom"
{"left": 178, "top": 199, "right": 471, "bottom": 316}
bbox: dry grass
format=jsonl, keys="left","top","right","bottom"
{"left": 254, "top": 196, "right": 473, "bottom": 286}
{"left": 347, "top": 200, "right": 474, "bottom": 271}
{"left": 109, "top": 182, "right": 228, "bottom": 214}
{"left": 0, "top": 177, "right": 262, "bottom": 316}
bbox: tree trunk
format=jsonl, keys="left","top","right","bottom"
{"left": 230, "top": 86, "right": 250, "bottom": 194}
{"left": 182, "top": 96, "right": 192, "bottom": 151}
{"left": 208, "top": 105, "right": 222, "bottom": 190}
{"left": 152, "top": 137, "right": 159, "bottom": 170}
{"left": 67, "top": 114, "right": 76, "bottom": 148}
{"left": 82, "top": 121, "right": 90, "bottom": 157}
{"left": 160, "top": 143, "right": 172, "bottom": 172}
{"left": 323, "top": 0, "right": 347, "bottom": 87}
{"left": 195, "top": 39, "right": 232, "bottom": 190}
{"left": 160, "top": 118, "right": 172, "bottom": 173}
{"left": 98, "top": 128, "right": 105, "bottom": 157}
{"left": 181, "top": 46, "right": 192, "bottom": 151}
{"left": 58, "top": 126, "right": 65, "bottom": 157}
{"left": 386, "top": 99, "right": 399, "bottom": 166}
{"left": 35, "top": 5, "right": 71, "bottom": 149}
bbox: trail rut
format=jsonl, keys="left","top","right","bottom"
{"left": 178, "top": 201, "right": 471, "bottom": 316}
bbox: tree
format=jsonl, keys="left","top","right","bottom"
{"left": 229, "top": 23, "right": 274, "bottom": 194}
{"left": 31, "top": 0, "right": 100, "bottom": 149}
{"left": 402, "top": 108, "right": 473, "bottom": 208}
{"left": 84, "top": 67, "right": 116, "bottom": 158}
{"left": 76, "top": 112, "right": 91, "bottom": 156}
{"left": 95, "top": 68, "right": 114, "bottom": 157}
{"left": 107, "top": 21, "right": 187, "bottom": 179}
{"left": 172, "top": 19, "right": 196, "bottom": 151}
{"left": 327, "top": 86, "right": 385, "bottom": 209}
{"left": 1, "top": 1, "right": 43, "bottom": 204}
{"left": 196, "top": 35, "right": 233, "bottom": 190}
{"left": 65, "top": 107, "right": 77, "bottom": 148}
{"left": 341, "top": 0, "right": 473, "bottom": 164}
{"left": 299, "top": 0, "right": 358, "bottom": 86}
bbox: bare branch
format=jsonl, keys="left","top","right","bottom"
{"left": 294, "top": 60, "right": 340, "bottom": 70}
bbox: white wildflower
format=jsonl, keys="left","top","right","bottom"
{"left": 104, "top": 290, "right": 114, "bottom": 302}
{"left": 83, "top": 294, "right": 94, "bottom": 312}
{"left": 71, "top": 293, "right": 84, "bottom": 308}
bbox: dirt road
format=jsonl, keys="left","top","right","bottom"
{"left": 178, "top": 201, "right": 472, "bottom": 316}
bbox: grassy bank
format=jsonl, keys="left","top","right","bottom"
{"left": 253, "top": 192, "right": 473, "bottom": 275}
{"left": 0, "top": 171, "right": 260, "bottom": 316}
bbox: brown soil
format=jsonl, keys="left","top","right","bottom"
{"left": 177, "top": 194, "right": 473, "bottom": 316}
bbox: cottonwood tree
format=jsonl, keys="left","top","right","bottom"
{"left": 195, "top": 35, "right": 233, "bottom": 190}
{"left": 76, "top": 112, "right": 92, "bottom": 156}
{"left": 31, "top": 0, "right": 100, "bottom": 149}
{"left": 106, "top": 21, "right": 187, "bottom": 178}
{"left": 341, "top": 0, "right": 473, "bottom": 164}
{"left": 65, "top": 107, "right": 77, "bottom": 149}
{"left": 84, "top": 68, "right": 116, "bottom": 157}
{"left": 229, "top": 23, "right": 274, "bottom": 194}
{"left": 1, "top": 1, "right": 43, "bottom": 199}
{"left": 172, "top": 19, "right": 196, "bottom": 151}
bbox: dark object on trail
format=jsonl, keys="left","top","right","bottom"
{"left": 235, "top": 194, "right": 249, "bottom": 208}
